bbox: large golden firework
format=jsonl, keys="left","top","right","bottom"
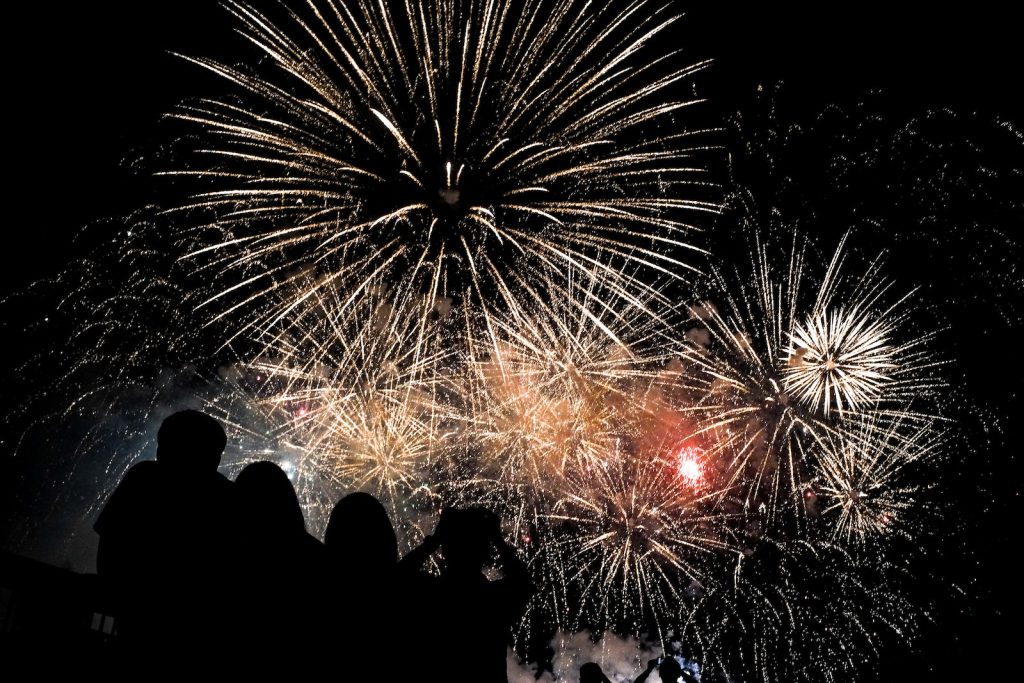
{"left": 166, "top": 0, "right": 718, "bottom": 342}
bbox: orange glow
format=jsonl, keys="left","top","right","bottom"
{"left": 676, "top": 445, "right": 705, "bottom": 486}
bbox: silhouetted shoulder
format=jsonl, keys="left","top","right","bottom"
{"left": 298, "top": 529, "right": 325, "bottom": 555}
{"left": 207, "top": 469, "right": 233, "bottom": 493}
{"left": 93, "top": 460, "right": 163, "bottom": 537}
{"left": 493, "top": 570, "right": 532, "bottom": 619}
{"left": 580, "top": 662, "right": 613, "bottom": 683}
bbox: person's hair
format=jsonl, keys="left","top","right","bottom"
{"left": 579, "top": 662, "right": 612, "bottom": 683}
{"left": 325, "top": 492, "right": 398, "bottom": 572}
{"left": 156, "top": 410, "right": 227, "bottom": 471}
{"left": 235, "top": 461, "right": 305, "bottom": 535}
{"left": 659, "top": 657, "right": 683, "bottom": 680}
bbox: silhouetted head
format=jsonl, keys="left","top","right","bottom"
{"left": 580, "top": 662, "right": 612, "bottom": 683}
{"left": 156, "top": 410, "right": 227, "bottom": 472}
{"left": 324, "top": 492, "right": 398, "bottom": 573}
{"left": 439, "top": 507, "right": 495, "bottom": 574}
{"left": 659, "top": 657, "right": 684, "bottom": 683}
{"left": 235, "top": 461, "right": 305, "bottom": 537}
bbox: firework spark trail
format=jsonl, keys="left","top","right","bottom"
{"left": 163, "top": 0, "right": 718, "bottom": 346}
{"left": 676, "top": 231, "right": 946, "bottom": 527}
{"left": 684, "top": 535, "right": 920, "bottom": 683}
{"left": 216, "top": 282, "right": 465, "bottom": 530}
{"left": 463, "top": 267, "right": 677, "bottom": 488}
{"left": 538, "top": 448, "right": 737, "bottom": 636}
{"left": 811, "top": 412, "right": 946, "bottom": 544}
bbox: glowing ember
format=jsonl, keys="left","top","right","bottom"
{"left": 676, "top": 445, "right": 705, "bottom": 486}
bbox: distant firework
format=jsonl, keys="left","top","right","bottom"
{"left": 205, "top": 283, "right": 460, "bottom": 529}
{"left": 464, "top": 268, "right": 676, "bottom": 489}
{"left": 812, "top": 412, "right": 946, "bottom": 544}
{"left": 540, "top": 451, "right": 735, "bottom": 635}
{"left": 676, "top": 231, "right": 944, "bottom": 527}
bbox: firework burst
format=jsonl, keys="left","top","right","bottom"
{"left": 540, "top": 450, "right": 736, "bottom": 634}
{"left": 464, "top": 267, "right": 675, "bottom": 487}
{"left": 165, "top": 0, "right": 718, "bottom": 342}
{"left": 205, "top": 283, "right": 463, "bottom": 534}
{"left": 811, "top": 413, "right": 946, "bottom": 544}
{"left": 677, "top": 231, "right": 944, "bottom": 526}
{"left": 781, "top": 245, "right": 940, "bottom": 418}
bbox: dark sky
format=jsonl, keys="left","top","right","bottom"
{"left": 3, "top": 3, "right": 1021, "bottom": 681}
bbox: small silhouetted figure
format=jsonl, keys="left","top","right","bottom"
{"left": 400, "top": 507, "right": 532, "bottom": 683}
{"left": 580, "top": 662, "right": 613, "bottom": 683}
{"left": 94, "top": 410, "right": 233, "bottom": 660}
{"left": 634, "top": 657, "right": 684, "bottom": 683}
{"left": 323, "top": 492, "right": 399, "bottom": 679}
{"left": 233, "top": 461, "right": 325, "bottom": 662}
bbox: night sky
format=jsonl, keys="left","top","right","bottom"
{"left": 3, "top": 3, "right": 1021, "bottom": 681}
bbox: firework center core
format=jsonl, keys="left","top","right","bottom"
{"left": 439, "top": 187, "right": 461, "bottom": 207}
{"left": 439, "top": 160, "right": 462, "bottom": 209}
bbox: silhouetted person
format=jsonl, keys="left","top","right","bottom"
{"left": 93, "top": 410, "right": 233, "bottom": 663}
{"left": 324, "top": 492, "right": 399, "bottom": 580}
{"left": 400, "top": 507, "right": 532, "bottom": 683}
{"left": 580, "top": 662, "right": 613, "bottom": 683}
{"left": 635, "top": 657, "right": 684, "bottom": 683}
{"left": 323, "top": 492, "right": 399, "bottom": 680}
{"left": 232, "top": 461, "right": 325, "bottom": 664}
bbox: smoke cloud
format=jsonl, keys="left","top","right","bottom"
{"left": 508, "top": 630, "right": 701, "bottom": 683}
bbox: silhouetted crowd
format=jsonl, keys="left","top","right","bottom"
{"left": 94, "top": 410, "right": 532, "bottom": 680}
{"left": 95, "top": 410, "right": 695, "bottom": 683}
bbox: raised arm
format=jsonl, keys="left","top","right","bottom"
{"left": 397, "top": 532, "right": 441, "bottom": 572}
{"left": 494, "top": 527, "right": 529, "bottom": 585}
{"left": 398, "top": 507, "right": 455, "bottom": 572}
{"left": 633, "top": 659, "right": 659, "bottom": 683}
